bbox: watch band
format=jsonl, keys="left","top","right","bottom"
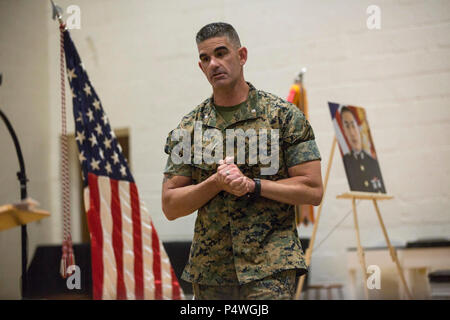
{"left": 248, "top": 178, "right": 261, "bottom": 200}
{"left": 253, "top": 178, "right": 261, "bottom": 197}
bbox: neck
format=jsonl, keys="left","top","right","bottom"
{"left": 212, "top": 77, "right": 249, "bottom": 106}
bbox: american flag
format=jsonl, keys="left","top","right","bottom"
{"left": 63, "top": 30, "right": 183, "bottom": 300}
{"left": 328, "top": 102, "right": 351, "bottom": 156}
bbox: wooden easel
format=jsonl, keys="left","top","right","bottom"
{"left": 294, "top": 137, "right": 413, "bottom": 300}
{"left": 337, "top": 192, "right": 412, "bottom": 299}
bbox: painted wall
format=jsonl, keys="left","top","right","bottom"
{"left": 1, "top": 0, "right": 449, "bottom": 299}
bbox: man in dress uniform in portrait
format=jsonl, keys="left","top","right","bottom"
{"left": 340, "top": 106, "right": 386, "bottom": 193}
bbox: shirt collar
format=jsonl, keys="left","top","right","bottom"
{"left": 201, "top": 82, "right": 264, "bottom": 130}
{"left": 353, "top": 150, "right": 365, "bottom": 160}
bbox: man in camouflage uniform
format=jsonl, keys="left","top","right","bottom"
{"left": 161, "top": 22, "right": 323, "bottom": 300}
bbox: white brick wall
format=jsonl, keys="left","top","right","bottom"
{"left": 0, "top": 0, "right": 449, "bottom": 299}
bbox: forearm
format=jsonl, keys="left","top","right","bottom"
{"left": 259, "top": 176, "right": 323, "bottom": 206}
{"left": 162, "top": 174, "right": 221, "bottom": 220}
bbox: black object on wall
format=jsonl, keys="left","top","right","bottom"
{"left": 26, "top": 242, "right": 192, "bottom": 299}
{"left": 162, "top": 241, "right": 193, "bottom": 295}
{"left": 299, "top": 238, "right": 310, "bottom": 292}
{"left": 26, "top": 244, "right": 92, "bottom": 299}
{"left": 27, "top": 239, "right": 308, "bottom": 298}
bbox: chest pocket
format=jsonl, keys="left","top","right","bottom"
{"left": 230, "top": 118, "right": 281, "bottom": 179}
{"left": 190, "top": 116, "right": 284, "bottom": 182}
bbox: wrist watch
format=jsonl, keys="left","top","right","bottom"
{"left": 247, "top": 178, "right": 261, "bottom": 201}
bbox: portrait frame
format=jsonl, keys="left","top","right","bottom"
{"left": 328, "top": 102, "right": 386, "bottom": 194}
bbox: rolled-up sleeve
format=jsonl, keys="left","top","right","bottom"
{"left": 282, "top": 106, "right": 321, "bottom": 168}
{"left": 163, "top": 130, "right": 192, "bottom": 177}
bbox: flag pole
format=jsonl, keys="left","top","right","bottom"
{"left": 51, "top": 0, "right": 75, "bottom": 278}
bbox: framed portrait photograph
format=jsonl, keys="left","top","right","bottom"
{"left": 328, "top": 102, "right": 386, "bottom": 193}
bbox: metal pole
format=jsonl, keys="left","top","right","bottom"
{"left": 0, "top": 108, "right": 29, "bottom": 299}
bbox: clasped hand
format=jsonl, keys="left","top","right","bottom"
{"left": 215, "top": 156, "right": 254, "bottom": 197}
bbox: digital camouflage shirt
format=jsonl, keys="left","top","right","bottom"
{"left": 163, "top": 82, "right": 321, "bottom": 285}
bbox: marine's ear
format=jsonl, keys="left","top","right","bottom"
{"left": 238, "top": 46, "right": 248, "bottom": 66}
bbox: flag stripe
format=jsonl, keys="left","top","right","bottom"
{"left": 87, "top": 174, "right": 104, "bottom": 300}
{"left": 98, "top": 176, "right": 116, "bottom": 299}
{"left": 161, "top": 255, "right": 173, "bottom": 299}
{"left": 140, "top": 203, "right": 155, "bottom": 299}
{"left": 118, "top": 181, "right": 136, "bottom": 300}
{"left": 151, "top": 221, "right": 162, "bottom": 299}
{"left": 171, "top": 267, "right": 181, "bottom": 300}
{"left": 130, "top": 183, "right": 144, "bottom": 299}
{"left": 333, "top": 117, "right": 349, "bottom": 155}
{"left": 110, "top": 179, "right": 126, "bottom": 299}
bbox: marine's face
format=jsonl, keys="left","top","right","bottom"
{"left": 197, "top": 36, "right": 246, "bottom": 89}
{"left": 342, "top": 110, "right": 362, "bottom": 152}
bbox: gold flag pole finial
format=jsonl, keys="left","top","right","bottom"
{"left": 294, "top": 67, "right": 307, "bottom": 83}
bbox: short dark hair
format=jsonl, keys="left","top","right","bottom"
{"left": 341, "top": 106, "right": 355, "bottom": 119}
{"left": 196, "top": 22, "right": 241, "bottom": 48}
